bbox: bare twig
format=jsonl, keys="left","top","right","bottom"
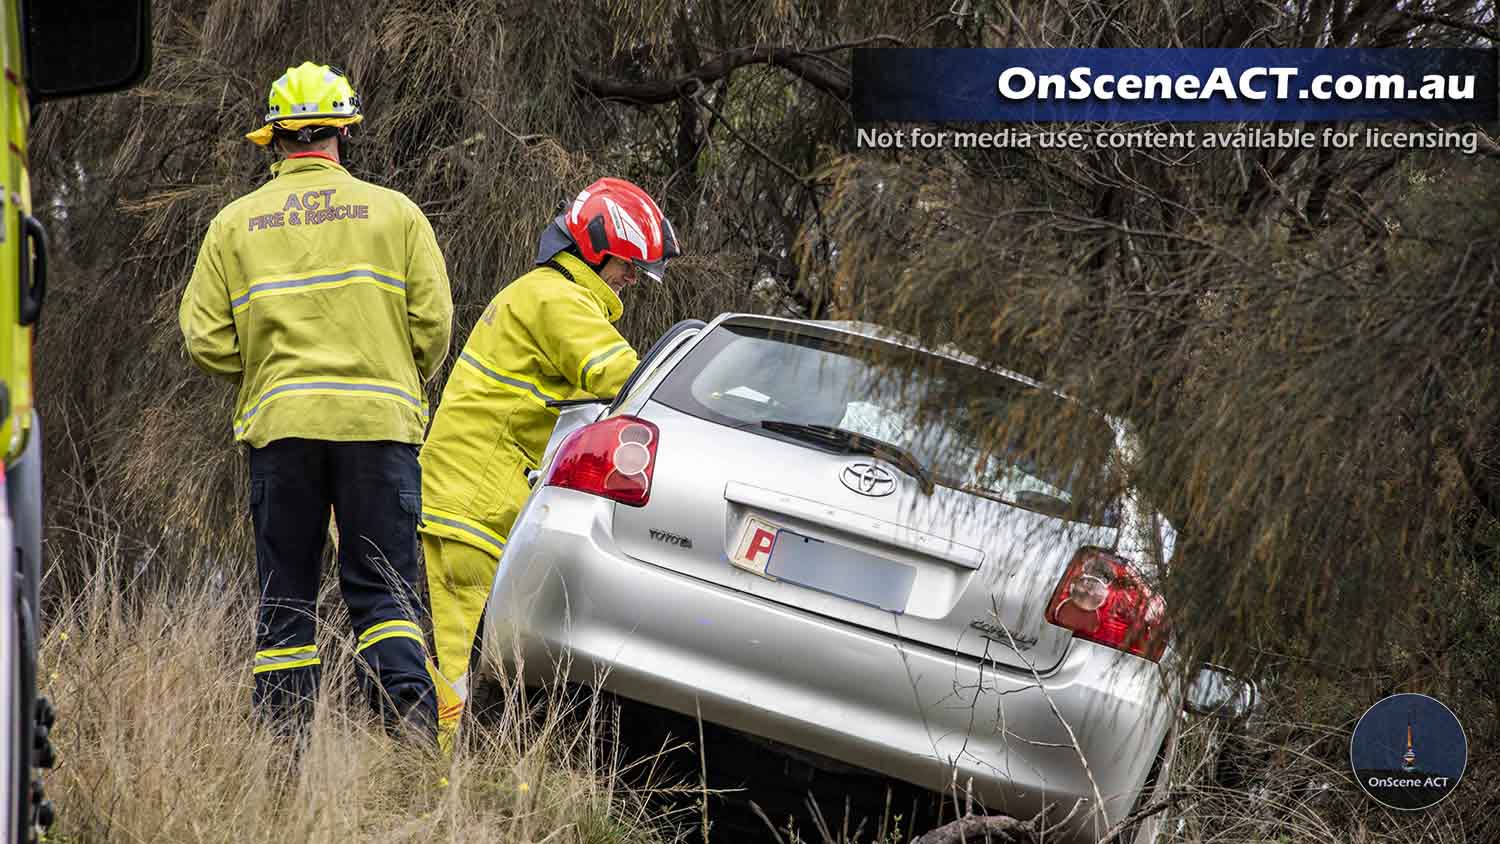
{"left": 694, "top": 88, "right": 813, "bottom": 186}
{"left": 750, "top": 800, "right": 789, "bottom": 844}
{"left": 991, "top": 601, "right": 1111, "bottom": 830}
{"left": 573, "top": 42, "right": 859, "bottom": 104}
{"left": 1094, "top": 792, "right": 1188, "bottom": 844}
{"left": 695, "top": 698, "right": 711, "bottom": 843}
{"left": 805, "top": 34, "right": 907, "bottom": 54}
{"left": 1397, "top": 9, "right": 1498, "bottom": 42}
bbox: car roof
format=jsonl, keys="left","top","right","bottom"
{"left": 709, "top": 313, "right": 1045, "bottom": 390}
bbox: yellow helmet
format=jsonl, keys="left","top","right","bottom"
{"left": 245, "top": 61, "right": 363, "bottom": 146}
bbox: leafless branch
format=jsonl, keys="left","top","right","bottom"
{"left": 1398, "top": 9, "right": 1499, "bottom": 42}
{"left": 1095, "top": 792, "right": 1189, "bottom": 844}
{"left": 908, "top": 812, "right": 1037, "bottom": 844}
{"left": 1458, "top": 421, "right": 1500, "bottom": 521}
{"left": 573, "top": 38, "right": 903, "bottom": 104}
{"left": 693, "top": 87, "right": 812, "bottom": 185}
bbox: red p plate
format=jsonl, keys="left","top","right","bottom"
{"left": 745, "top": 526, "right": 777, "bottom": 563}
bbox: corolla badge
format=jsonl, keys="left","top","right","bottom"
{"left": 841, "top": 462, "right": 897, "bottom": 497}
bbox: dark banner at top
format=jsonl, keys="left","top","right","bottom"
{"left": 851, "top": 49, "right": 1499, "bottom": 123}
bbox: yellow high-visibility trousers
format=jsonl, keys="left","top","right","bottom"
{"left": 422, "top": 533, "right": 501, "bottom": 744}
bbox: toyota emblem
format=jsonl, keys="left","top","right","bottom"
{"left": 841, "top": 462, "right": 897, "bottom": 497}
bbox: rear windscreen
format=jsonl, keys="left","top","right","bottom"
{"left": 652, "top": 324, "right": 1120, "bottom": 518}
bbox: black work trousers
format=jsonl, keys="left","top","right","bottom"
{"left": 247, "top": 438, "right": 437, "bottom": 741}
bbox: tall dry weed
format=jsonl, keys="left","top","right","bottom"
{"left": 1163, "top": 693, "right": 1491, "bottom": 844}
{"left": 37, "top": 524, "right": 680, "bottom": 844}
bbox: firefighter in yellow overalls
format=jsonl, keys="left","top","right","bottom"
{"left": 419, "top": 178, "right": 680, "bottom": 742}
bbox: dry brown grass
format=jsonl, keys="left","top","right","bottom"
{"left": 1164, "top": 704, "right": 1488, "bottom": 844}
{"left": 36, "top": 527, "right": 686, "bottom": 844}
{"left": 31, "top": 513, "right": 1497, "bottom": 844}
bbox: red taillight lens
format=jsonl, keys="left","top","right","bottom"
{"left": 541, "top": 415, "right": 659, "bottom": 507}
{"left": 1046, "top": 547, "right": 1169, "bottom": 662}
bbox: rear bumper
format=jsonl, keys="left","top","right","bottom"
{"left": 482, "top": 487, "right": 1179, "bottom": 838}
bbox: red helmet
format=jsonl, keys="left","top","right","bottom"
{"left": 535, "top": 178, "right": 681, "bottom": 283}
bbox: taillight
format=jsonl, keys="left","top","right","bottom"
{"left": 541, "top": 415, "right": 659, "bottom": 507}
{"left": 1046, "top": 547, "right": 1169, "bottom": 662}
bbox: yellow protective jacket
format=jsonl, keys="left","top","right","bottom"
{"left": 419, "top": 252, "right": 639, "bottom": 556}
{"left": 179, "top": 156, "right": 453, "bottom": 447}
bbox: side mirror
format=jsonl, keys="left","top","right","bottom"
{"left": 1185, "top": 664, "right": 1262, "bottom": 724}
{"left": 25, "top": 1, "right": 152, "bottom": 101}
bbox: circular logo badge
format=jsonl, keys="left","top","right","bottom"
{"left": 1350, "top": 693, "right": 1466, "bottom": 810}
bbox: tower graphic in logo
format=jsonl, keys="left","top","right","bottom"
{"left": 1401, "top": 708, "right": 1417, "bottom": 773}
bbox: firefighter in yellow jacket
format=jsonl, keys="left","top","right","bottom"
{"left": 179, "top": 62, "right": 453, "bottom": 739}
{"left": 421, "top": 178, "right": 680, "bottom": 736}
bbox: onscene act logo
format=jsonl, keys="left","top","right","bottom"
{"left": 1350, "top": 693, "right": 1466, "bottom": 810}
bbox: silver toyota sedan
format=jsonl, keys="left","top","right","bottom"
{"left": 476, "top": 314, "right": 1220, "bottom": 842}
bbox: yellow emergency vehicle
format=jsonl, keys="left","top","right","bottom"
{"left": 2, "top": 3, "right": 151, "bottom": 842}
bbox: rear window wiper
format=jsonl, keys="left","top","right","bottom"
{"left": 759, "top": 421, "right": 935, "bottom": 495}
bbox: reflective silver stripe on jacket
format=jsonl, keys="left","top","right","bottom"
{"left": 236, "top": 381, "right": 425, "bottom": 432}
{"left": 231, "top": 268, "right": 406, "bottom": 308}
{"left": 459, "top": 353, "right": 554, "bottom": 405}
{"left": 580, "top": 342, "right": 630, "bottom": 392}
